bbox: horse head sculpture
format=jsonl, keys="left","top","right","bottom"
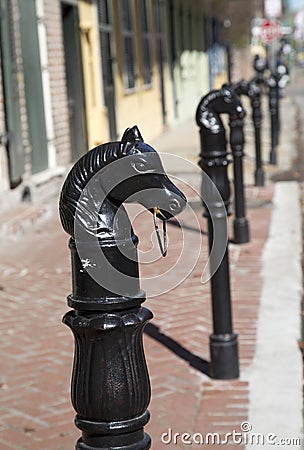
{"left": 195, "top": 85, "right": 247, "bottom": 218}
{"left": 233, "top": 79, "right": 250, "bottom": 97}
{"left": 195, "top": 85, "right": 245, "bottom": 153}
{"left": 59, "top": 125, "right": 186, "bottom": 303}
{"left": 196, "top": 85, "right": 245, "bottom": 124}
{"left": 60, "top": 126, "right": 186, "bottom": 239}
{"left": 233, "top": 78, "right": 261, "bottom": 102}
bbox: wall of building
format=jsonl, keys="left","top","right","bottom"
{"left": 165, "top": 0, "right": 210, "bottom": 122}
{"left": 112, "top": 0, "right": 167, "bottom": 142}
{"left": 0, "top": 0, "right": 212, "bottom": 195}
{"left": 79, "top": 0, "right": 110, "bottom": 149}
{"left": 44, "top": 0, "right": 71, "bottom": 168}
{"left": 0, "top": 0, "right": 72, "bottom": 194}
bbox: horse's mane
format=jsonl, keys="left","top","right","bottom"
{"left": 196, "top": 86, "right": 241, "bottom": 130}
{"left": 233, "top": 80, "right": 249, "bottom": 97}
{"left": 200, "top": 89, "right": 224, "bottom": 111}
{"left": 196, "top": 90, "right": 225, "bottom": 131}
{"left": 59, "top": 140, "right": 140, "bottom": 237}
{"left": 59, "top": 126, "right": 151, "bottom": 237}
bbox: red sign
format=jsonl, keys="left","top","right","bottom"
{"left": 260, "top": 19, "right": 282, "bottom": 44}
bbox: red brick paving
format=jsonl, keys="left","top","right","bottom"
{"left": 0, "top": 183, "right": 274, "bottom": 449}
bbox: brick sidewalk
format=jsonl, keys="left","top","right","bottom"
{"left": 143, "top": 184, "right": 274, "bottom": 449}
{"left": 0, "top": 181, "right": 274, "bottom": 450}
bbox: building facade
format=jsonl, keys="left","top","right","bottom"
{"left": 0, "top": 0, "right": 227, "bottom": 195}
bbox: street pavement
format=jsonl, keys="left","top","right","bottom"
{"left": 0, "top": 69, "right": 303, "bottom": 449}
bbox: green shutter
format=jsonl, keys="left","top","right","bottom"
{"left": 0, "top": 0, "right": 24, "bottom": 186}
{"left": 18, "top": 0, "right": 48, "bottom": 174}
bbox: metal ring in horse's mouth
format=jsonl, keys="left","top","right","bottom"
{"left": 153, "top": 208, "right": 167, "bottom": 257}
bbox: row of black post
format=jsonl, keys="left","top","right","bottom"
{"left": 196, "top": 54, "right": 289, "bottom": 381}
{"left": 58, "top": 56, "right": 288, "bottom": 449}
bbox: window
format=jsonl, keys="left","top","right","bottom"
{"left": 139, "top": 0, "right": 152, "bottom": 86}
{"left": 98, "top": 0, "right": 114, "bottom": 87}
{"left": 120, "top": 0, "right": 137, "bottom": 90}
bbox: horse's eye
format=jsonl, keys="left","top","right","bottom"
{"left": 133, "top": 161, "right": 147, "bottom": 172}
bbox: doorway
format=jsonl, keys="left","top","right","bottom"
{"left": 61, "top": 2, "right": 88, "bottom": 161}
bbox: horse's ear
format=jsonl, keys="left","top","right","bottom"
{"left": 121, "top": 125, "right": 144, "bottom": 144}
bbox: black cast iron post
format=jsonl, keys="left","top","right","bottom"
{"left": 253, "top": 54, "right": 267, "bottom": 81}
{"left": 228, "top": 82, "right": 249, "bottom": 244}
{"left": 250, "top": 79, "right": 265, "bottom": 186}
{"left": 268, "top": 72, "right": 279, "bottom": 165}
{"left": 274, "top": 63, "right": 289, "bottom": 148}
{"left": 252, "top": 55, "right": 267, "bottom": 184}
{"left": 196, "top": 86, "right": 240, "bottom": 379}
{"left": 234, "top": 78, "right": 265, "bottom": 187}
{"left": 59, "top": 126, "right": 186, "bottom": 449}
{"left": 226, "top": 42, "right": 232, "bottom": 86}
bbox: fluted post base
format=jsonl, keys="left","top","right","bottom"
{"left": 75, "top": 413, "right": 151, "bottom": 449}
{"left": 63, "top": 306, "right": 152, "bottom": 449}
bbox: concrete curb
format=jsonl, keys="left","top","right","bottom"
{"left": 245, "top": 181, "right": 303, "bottom": 448}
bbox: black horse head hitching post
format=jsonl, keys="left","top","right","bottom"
{"left": 267, "top": 64, "right": 287, "bottom": 165}
{"left": 196, "top": 85, "right": 241, "bottom": 379}
{"left": 59, "top": 125, "right": 186, "bottom": 450}
{"left": 234, "top": 78, "right": 265, "bottom": 186}
{"left": 196, "top": 84, "right": 249, "bottom": 244}
{"left": 253, "top": 53, "right": 282, "bottom": 167}
{"left": 226, "top": 83, "right": 250, "bottom": 245}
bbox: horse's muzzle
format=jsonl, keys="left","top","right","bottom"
{"left": 154, "top": 190, "right": 187, "bottom": 220}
